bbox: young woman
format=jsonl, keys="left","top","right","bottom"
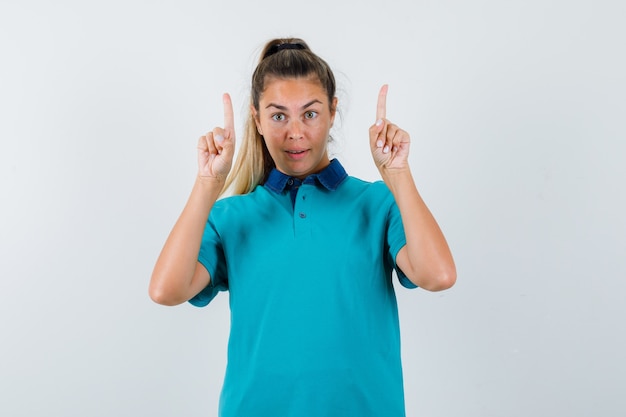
{"left": 150, "top": 38, "right": 456, "bottom": 417}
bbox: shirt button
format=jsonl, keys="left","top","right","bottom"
{"left": 299, "top": 212, "right": 306, "bottom": 218}
{"left": 287, "top": 179, "right": 294, "bottom": 186}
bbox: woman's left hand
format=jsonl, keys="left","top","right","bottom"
{"left": 369, "top": 84, "right": 411, "bottom": 172}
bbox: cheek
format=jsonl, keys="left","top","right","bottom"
{"left": 261, "top": 131, "right": 283, "bottom": 154}
{"left": 261, "top": 125, "right": 283, "bottom": 144}
{"left": 310, "top": 123, "right": 331, "bottom": 140}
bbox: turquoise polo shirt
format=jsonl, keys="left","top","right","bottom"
{"left": 191, "top": 159, "right": 416, "bottom": 417}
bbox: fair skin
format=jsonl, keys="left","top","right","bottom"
{"left": 149, "top": 94, "right": 235, "bottom": 305}
{"left": 370, "top": 84, "right": 456, "bottom": 290}
{"left": 252, "top": 77, "right": 337, "bottom": 179}
{"left": 149, "top": 79, "right": 455, "bottom": 306}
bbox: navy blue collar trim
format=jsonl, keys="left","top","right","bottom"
{"left": 264, "top": 159, "right": 348, "bottom": 194}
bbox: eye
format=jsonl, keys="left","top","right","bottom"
{"left": 304, "top": 111, "right": 318, "bottom": 119}
{"left": 271, "top": 113, "right": 285, "bottom": 122}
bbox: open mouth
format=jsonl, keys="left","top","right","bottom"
{"left": 285, "top": 149, "right": 308, "bottom": 160}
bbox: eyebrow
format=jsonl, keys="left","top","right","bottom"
{"left": 265, "top": 99, "right": 323, "bottom": 111}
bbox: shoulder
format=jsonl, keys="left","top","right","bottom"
{"left": 211, "top": 186, "right": 272, "bottom": 217}
{"left": 327, "top": 177, "right": 397, "bottom": 218}
{"left": 340, "top": 176, "right": 393, "bottom": 199}
{"left": 217, "top": 185, "right": 270, "bottom": 203}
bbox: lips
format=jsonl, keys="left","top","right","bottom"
{"left": 285, "top": 149, "right": 309, "bottom": 159}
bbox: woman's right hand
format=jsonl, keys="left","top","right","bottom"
{"left": 197, "top": 93, "right": 236, "bottom": 180}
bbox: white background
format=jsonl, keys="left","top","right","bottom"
{"left": 1, "top": 0, "right": 625, "bottom": 416}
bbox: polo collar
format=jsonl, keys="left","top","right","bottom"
{"left": 264, "top": 158, "right": 347, "bottom": 194}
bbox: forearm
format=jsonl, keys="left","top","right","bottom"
{"left": 382, "top": 168, "right": 456, "bottom": 291}
{"left": 149, "top": 177, "right": 224, "bottom": 305}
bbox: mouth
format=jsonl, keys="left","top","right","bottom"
{"left": 285, "top": 149, "right": 309, "bottom": 160}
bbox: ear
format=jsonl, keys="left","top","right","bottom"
{"left": 251, "top": 105, "right": 262, "bottom": 135}
{"left": 330, "top": 97, "right": 338, "bottom": 127}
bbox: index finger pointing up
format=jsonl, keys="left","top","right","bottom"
{"left": 376, "top": 84, "right": 388, "bottom": 121}
{"left": 223, "top": 93, "right": 234, "bottom": 133}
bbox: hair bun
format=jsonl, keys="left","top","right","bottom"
{"left": 264, "top": 42, "right": 306, "bottom": 59}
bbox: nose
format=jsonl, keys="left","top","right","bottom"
{"left": 288, "top": 119, "right": 303, "bottom": 140}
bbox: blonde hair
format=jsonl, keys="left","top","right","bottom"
{"left": 220, "top": 38, "right": 337, "bottom": 196}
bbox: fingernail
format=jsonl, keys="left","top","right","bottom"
{"left": 376, "top": 119, "right": 383, "bottom": 126}
{"left": 215, "top": 134, "right": 224, "bottom": 143}
{"left": 383, "top": 146, "right": 390, "bottom": 154}
{"left": 376, "top": 140, "right": 383, "bottom": 148}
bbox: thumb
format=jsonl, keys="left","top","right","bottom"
{"left": 217, "top": 130, "right": 235, "bottom": 155}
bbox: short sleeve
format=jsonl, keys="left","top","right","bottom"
{"left": 188, "top": 214, "right": 229, "bottom": 307}
{"left": 385, "top": 194, "right": 418, "bottom": 289}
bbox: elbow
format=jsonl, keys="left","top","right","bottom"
{"left": 149, "top": 277, "right": 187, "bottom": 306}
{"left": 408, "top": 263, "right": 457, "bottom": 292}
{"left": 428, "top": 267, "right": 457, "bottom": 291}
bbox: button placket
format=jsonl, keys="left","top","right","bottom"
{"left": 293, "top": 185, "right": 311, "bottom": 237}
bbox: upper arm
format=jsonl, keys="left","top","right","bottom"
{"left": 396, "top": 246, "right": 435, "bottom": 289}
{"left": 149, "top": 261, "right": 212, "bottom": 306}
{"left": 188, "top": 261, "right": 211, "bottom": 301}
{"left": 396, "top": 245, "right": 456, "bottom": 291}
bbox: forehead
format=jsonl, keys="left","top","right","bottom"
{"left": 260, "top": 77, "right": 327, "bottom": 105}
